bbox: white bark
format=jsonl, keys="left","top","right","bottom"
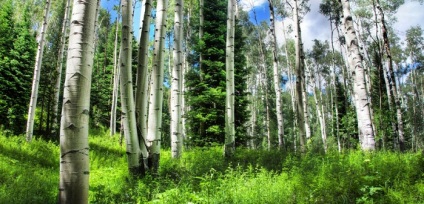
{"left": 119, "top": 0, "right": 147, "bottom": 175}
{"left": 53, "top": 0, "right": 71, "bottom": 133}
{"left": 293, "top": 0, "right": 308, "bottom": 151}
{"left": 26, "top": 0, "right": 51, "bottom": 142}
{"left": 224, "top": 0, "right": 236, "bottom": 157}
{"left": 269, "top": 0, "right": 285, "bottom": 150}
{"left": 147, "top": 0, "right": 168, "bottom": 171}
{"left": 58, "top": 0, "right": 97, "bottom": 202}
{"left": 135, "top": 0, "right": 152, "bottom": 143}
{"left": 171, "top": 0, "right": 184, "bottom": 158}
{"left": 340, "top": 0, "right": 375, "bottom": 151}
{"left": 110, "top": 16, "right": 120, "bottom": 136}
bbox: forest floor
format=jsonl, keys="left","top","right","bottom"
{"left": 1, "top": 130, "right": 424, "bottom": 203}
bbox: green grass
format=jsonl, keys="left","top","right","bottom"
{"left": 1, "top": 131, "right": 424, "bottom": 203}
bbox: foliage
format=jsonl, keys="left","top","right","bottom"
{"left": 185, "top": 0, "right": 249, "bottom": 146}
{"left": 2, "top": 131, "right": 424, "bottom": 203}
{"left": 0, "top": 0, "right": 36, "bottom": 134}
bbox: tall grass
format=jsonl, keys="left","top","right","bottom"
{"left": 1, "top": 131, "right": 424, "bottom": 203}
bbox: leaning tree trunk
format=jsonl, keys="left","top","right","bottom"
{"left": 26, "top": 0, "right": 51, "bottom": 142}
{"left": 58, "top": 0, "right": 97, "bottom": 202}
{"left": 119, "top": 0, "right": 147, "bottom": 176}
{"left": 147, "top": 0, "right": 168, "bottom": 172}
{"left": 269, "top": 0, "right": 285, "bottom": 150}
{"left": 224, "top": 0, "right": 236, "bottom": 157}
{"left": 135, "top": 0, "right": 152, "bottom": 142}
{"left": 171, "top": 0, "right": 184, "bottom": 158}
{"left": 340, "top": 0, "right": 375, "bottom": 151}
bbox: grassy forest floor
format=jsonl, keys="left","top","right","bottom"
{"left": 1, "top": 130, "right": 424, "bottom": 203}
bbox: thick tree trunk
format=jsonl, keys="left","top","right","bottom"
{"left": 224, "top": 0, "right": 236, "bottom": 157}
{"left": 340, "top": 0, "right": 375, "bottom": 151}
{"left": 171, "top": 0, "right": 184, "bottom": 158}
{"left": 58, "top": 0, "right": 97, "bottom": 202}
{"left": 135, "top": 0, "right": 152, "bottom": 143}
{"left": 269, "top": 0, "right": 285, "bottom": 150}
{"left": 26, "top": 0, "right": 51, "bottom": 142}
{"left": 147, "top": 0, "right": 168, "bottom": 172}
{"left": 119, "top": 0, "right": 147, "bottom": 176}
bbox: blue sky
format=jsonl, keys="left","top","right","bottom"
{"left": 101, "top": 0, "right": 424, "bottom": 49}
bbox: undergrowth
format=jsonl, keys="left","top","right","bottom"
{"left": 1, "top": 131, "right": 424, "bottom": 203}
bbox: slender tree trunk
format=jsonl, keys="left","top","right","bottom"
{"left": 293, "top": 0, "right": 308, "bottom": 151}
{"left": 147, "top": 0, "right": 168, "bottom": 172}
{"left": 329, "top": 20, "right": 341, "bottom": 152}
{"left": 340, "top": 0, "right": 375, "bottom": 151}
{"left": 110, "top": 16, "right": 120, "bottom": 136}
{"left": 171, "top": 0, "right": 184, "bottom": 158}
{"left": 53, "top": 0, "right": 71, "bottom": 134}
{"left": 58, "top": 0, "right": 97, "bottom": 202}
{"left": 269, "top": 0, "right": 285, "bottom": 150}
{"left": 199, "top": 0, "right": 204, "bottom": 80}
{"left": 224, "top": 0, "right": 236, "bottom": 157}
{"left": 120, "top": 0, "right": 147, "bottom": 176}
{"left": 375, "top": 0, "right": 405, "bottom": 151}
{"left": 26, "top": 0, "right": 51, "bottom": 142}
{"left": 135, "top": 0, "right": 152, "bottom": 142}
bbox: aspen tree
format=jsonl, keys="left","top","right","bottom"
{"left": 110, "top": 14, "right": 120, "bottom": 136}
{"left": 119, "top": 0, "right": 148, "bottom": 175}
{"left": 268, "top": 0, "right": 285, "bottom": 150}
{"left": 224, "top": 0, "right": 236, "bottom": 157}
{"left": 171, "top": 0, "right": 184, "bottom": 158}
{"left": 26, "top": 0, "right": 51, "bottom": 142}
{"left": 135, "top": 0, "right": 152, "bottom": 141}
{"left": 340, "top": 0, "right": 375, "bottom": 150}
{"left": 53, "top": 0, "right": 71, "bottom": 133}
{"left": 58, "top": 0, "right": 97, "bottom": 202}
{"left": 147, "top": 0, "right": 168, "bottom": 171}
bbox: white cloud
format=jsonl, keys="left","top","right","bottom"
{"left": 394, "top": 2, "right": 424, "bottom": 41}
{"left": 239, "top": 0, "right": 268, "bottom": 11}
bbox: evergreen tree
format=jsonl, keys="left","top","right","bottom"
{"left": 186, "top": 0, "right": 249, "bottom": 146}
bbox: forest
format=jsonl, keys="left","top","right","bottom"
{"left": 0, "top": 0, "right": 423, "bottom": 203}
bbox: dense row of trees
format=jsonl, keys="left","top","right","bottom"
{"left": 0, "top": 0, "right": 423, "bottom": 202}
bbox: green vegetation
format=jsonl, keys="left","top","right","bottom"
{"left": 1, "top": 131, "right": 424, "bottom": 203}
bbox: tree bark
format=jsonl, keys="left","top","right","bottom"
{"left": 58, "top": 0, "right": 97, "bottom": 202}
{"left": 147, "top": 0, "right": 168, "bottom": 172}
{"left": 26, "top": 0, "right": 51, "bottom": 142}
{"left": 53, "top": 0, "right": 71, "bottom": 135}
{"left": 110, "top": 15, "right": 121, "bottom": 136}
{"left": 340, "top": 0, "right": 375, "bottom": 151}
{"left": 135, "top": 0, "right": 152, "bottom": 144}
{"left": 171, "top": 0, "right": 184, "bottom": 158}
{"left": 269, "top": 0, "right": 285, "bottom": 150}
{"left": 293, "top": 0, "right": 309, "bottom": 152}
{"left": 119, "top": 0, "right": 147, "bottom": 175}
{"left": 224, "top": 0, "right": 236, "bottom": 157}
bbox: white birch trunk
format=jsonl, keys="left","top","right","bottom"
{"left": 26, "top": 0, "right": 51, "bottom": 142}
{"left": 147, "top": 0, "right": 168, "bottom": 171}
{"left": 58, "top": 0, "right": 96, "bottom": 202}
{"left": 135, "top": 0, "right": 152, "bottom": 143}
{"left": 269, "top": 0, "right": 285, "bottom": 150}
{"left": 340, "top": 0, "right": 375, "bottom": 151}
{"left": 110, "top": 16, "right": 120, "bottom": 136}
{"left": 53, "top": 0, "right": 71, "bottom": 134}
{"left": 293, "top": 0, "right": 308, "bottom": 151}
{"left": 224, "top": 0, "right": 236, "bottom": 157}
{"left": 171, "top": 0, "right": 184, "bottom": 158}
{"left": 119, "top": 0, "right": 147, "bottom": 175}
